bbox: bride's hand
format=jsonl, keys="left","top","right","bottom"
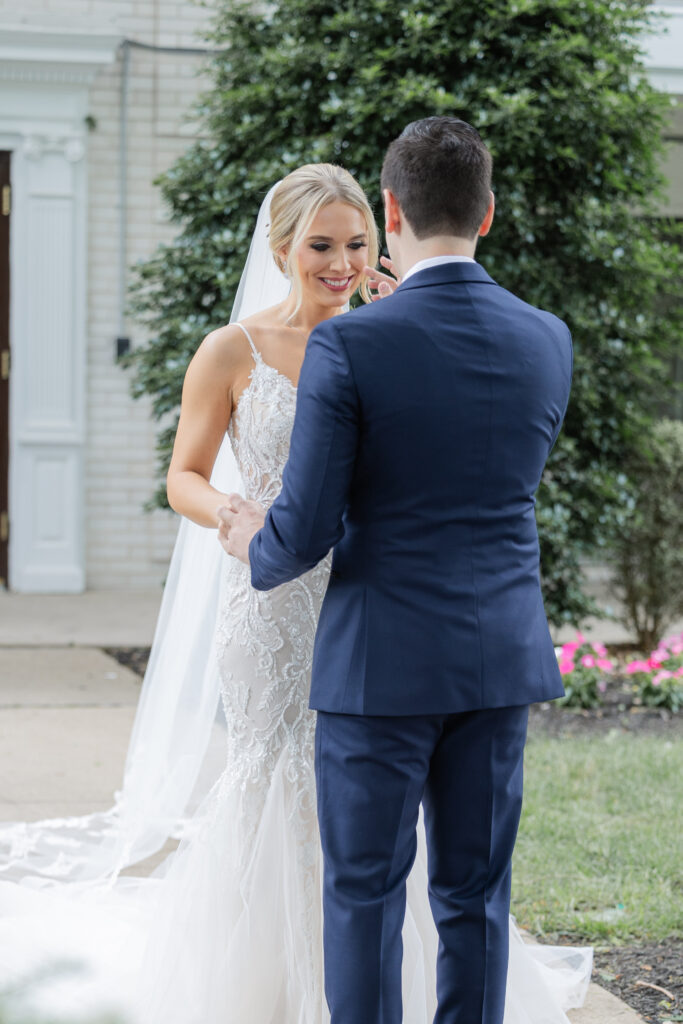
{"left": 364, "top": 257, "right": 401, "bottom": 301}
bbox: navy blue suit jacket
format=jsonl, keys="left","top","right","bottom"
{"left": 248, "top": 262, "right": 571, "bottom": 714}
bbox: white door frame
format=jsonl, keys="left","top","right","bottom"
{"left": 0, "top": 25, "right": 119, "bottom": 591}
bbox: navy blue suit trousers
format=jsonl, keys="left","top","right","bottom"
{"left": 316, "top": 706, "right": 529, "bottom": 1024}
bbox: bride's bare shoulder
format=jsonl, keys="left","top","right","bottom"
{"left": 192, "top": 322, "right": 254, "bottom": 376}
{"left": 198, "top": 303, "right": 286, "bottom": 364}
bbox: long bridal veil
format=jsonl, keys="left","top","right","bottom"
{"left": 0, "top": 181, "right": 289, "bottom": 887}
{"left": 0, "top": 182, "right": 296, "bottom": 1020}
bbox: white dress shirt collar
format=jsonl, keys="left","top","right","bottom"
{"left": 401, "top": 254, "right": 476, "bottom": 283}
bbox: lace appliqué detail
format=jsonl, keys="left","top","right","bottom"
{"left": 218, "top": 354, "right": 331, "bottom": 787}
{"left": 214, "top": 355, "right": 331, "bottom": 996}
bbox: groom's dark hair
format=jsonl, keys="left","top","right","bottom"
{"left": 381, "top": 117, "right": 492, "bottom": 240}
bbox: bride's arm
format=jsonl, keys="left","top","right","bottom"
{"left": 166, "top": 325, "right": 247, "bottom": 528}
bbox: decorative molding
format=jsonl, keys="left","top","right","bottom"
{"left": 0, "top": 23, "right": 120, "bottom": 86}
{"left": 0, "top": 65, "right": 105, "bottom": 86}
{"left": 23, "top": 134, "right": 85, "bottom": 163}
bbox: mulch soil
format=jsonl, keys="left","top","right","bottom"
{"left": 104, "top": 646, "right": 150, "bottom": 678}
{"left": 106, "top": 645, "right": 683, "bottom": 738}
{"left": 529, "top": 697, "right": 682, "bottom": 738}
{"left": 593, "top": 941, "right": 683, "bottom": 1023}
{"left": 104, "top": 644, "right": 682, "bottom": 1021}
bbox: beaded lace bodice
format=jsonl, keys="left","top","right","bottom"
{"left": 227, "top": 332, "right": 298, "bottom": 511}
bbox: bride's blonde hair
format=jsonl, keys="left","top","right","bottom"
{"left": 269, "top": 164, "right": 379, "bottom": 319}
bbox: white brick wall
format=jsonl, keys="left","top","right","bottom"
{"left": 1, "top": 0, "right": 215, "bottom": 588}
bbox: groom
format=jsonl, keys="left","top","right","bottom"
{"left": 218, "top": 117, "right": 571, "bottom": 1023}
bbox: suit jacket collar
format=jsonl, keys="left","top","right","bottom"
{"left": 396, "top": 260, "right": 497, "bottom": 294}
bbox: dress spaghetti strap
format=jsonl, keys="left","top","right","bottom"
{"left": 234, "top": 322, "right": 260, "bottom": 362}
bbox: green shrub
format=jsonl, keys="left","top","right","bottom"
{"left": 611, "top": 419, "right": 683, "bottom": 650}
{"left": 637, "top": 671, "right": 683, "bottom": 712}
{"left": 125, "top": 0, "right": 683, "bottom": 626}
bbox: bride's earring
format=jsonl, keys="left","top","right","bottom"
{"left": 280, "top": 253, "right": 291, "bottom": 281}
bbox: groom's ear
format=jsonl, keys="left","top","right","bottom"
{"left": 383, "top": 188, "right": 401, "bottom": 234}
{"left": 478, "top": 191, "right": 495, "bottom": 238}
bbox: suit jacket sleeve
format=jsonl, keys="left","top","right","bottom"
{"left": 248, "top": 318, "right": 359, "bottom": 591}
{"left": 549, "top": 324, "right": 573, "bottom": 451}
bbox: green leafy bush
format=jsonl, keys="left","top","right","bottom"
{"left": 611, "top": 419, "right": 683, "bottom": 650}
{"left": 126, "top": 0, "right": 683, "bottom": 626}
{"left": 638, "top": 671, "right": 683, "bottom": 712}
{"left": 637, "top": 671, "right": 683, "bottom": 712}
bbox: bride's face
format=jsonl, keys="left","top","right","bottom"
{"left": 293, "top": 201, "right": 369, "bottom": 307}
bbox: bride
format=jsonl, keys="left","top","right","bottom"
{"left": 0, "top": 163, "right": 591, "bottom": 1024}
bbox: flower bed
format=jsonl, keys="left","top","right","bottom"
{"left": 555, "top": 630, "right": 683, "bottom": 712}
{"left": 622, "top": 632, "right": 683, "bottom": 712}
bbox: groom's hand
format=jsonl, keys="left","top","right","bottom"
{"left": 217, "top": 494, "right": 266, "bottom": 565}
{"left": 364, "top": 256, "right": 401, "bottom": 301}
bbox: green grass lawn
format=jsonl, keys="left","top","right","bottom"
{"left": 512, "top": 732, "right": 683, "bottom": 944}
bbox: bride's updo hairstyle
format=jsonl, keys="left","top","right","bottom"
{"left": 268, "top": 163, "right": 379, "bottom": 319}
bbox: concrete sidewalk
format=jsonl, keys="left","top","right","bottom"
{"left": 0, "top": 588, "right": 163, "bottom": 647}
{"left": 0, "top": 590, "right": 647, "bottom": 1022}
{"left": 0, "top": 647, "right": 140, "bottom": 822}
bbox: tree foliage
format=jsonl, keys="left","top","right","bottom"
{"left": 612, "top": 419, "right": 683, "bottom": 650}
{"left": 126, "top": 0, "right": 682, "bottom": 625}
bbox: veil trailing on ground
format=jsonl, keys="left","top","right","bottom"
{"left": 0, "top": 182, "right": 290, "bottom": 884}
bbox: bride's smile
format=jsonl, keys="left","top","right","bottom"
{"left": 319, "top": 275, "right": 354, "bottom": 291}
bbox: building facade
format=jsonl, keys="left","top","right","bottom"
{"left": 0, "top": 1, "right": 681, "bottom": 592}
{"left": 0, "top": 0, "right": 212, "bottom": 591}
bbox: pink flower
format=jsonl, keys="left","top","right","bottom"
{"left": 649, "top": 650, "right": 667, "bottom": 665}
{"left": 675, "top": 666, "right": 683, "bottom": 678}
{"left": 625, "top": 660, "right": 650, "bottom": 674}
{"left": 581, "top": 655, "right": 596, "bottom": 668}
{"left": 562, "top": 643, "right": 579, "bottom": 656}
{"left": 670, "top": 642, "right": 683, "bottom": 656}
{"left": 653, "top": 670, "right": 672, "bottom": 685}
{"left": 597, "top": 658, "right": 614, "bottom": 673}
{"left": 576, "top": 631, "right": 586, "bottom": 645}
{"left": 559, "top": 658, "right": 574, "bottom": 676}
{"left": 593, "top": 643, "right": 608, "bottom": 657}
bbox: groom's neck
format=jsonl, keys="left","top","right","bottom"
{"left": 396, "top": 233, "right": 477, "bottom": 278}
